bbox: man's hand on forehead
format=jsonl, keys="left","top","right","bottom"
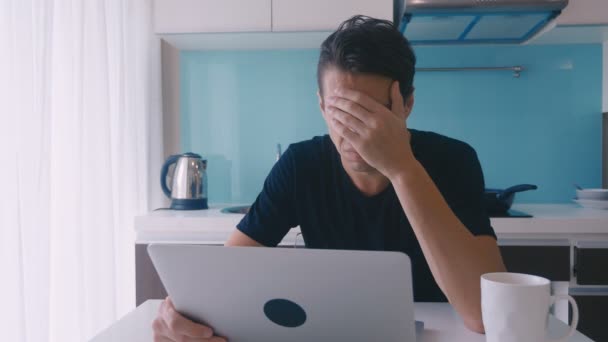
{"left": 333, "top": 87, "right": 392, "bottom": 111}
{"left": 326, "top": 81, "right": 415, "bottom": 179}
{"left": 326, "top": 84, "right": 406, "bottom": 125}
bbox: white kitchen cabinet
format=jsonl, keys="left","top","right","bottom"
{"left": 557, "top": 0, "right": 608, "bottom": 25}
{"left": 153, "top": 0, "right": 271, "bottom": 34}
{"left": 271, "top": 0, "right": 393, "bottom": 32}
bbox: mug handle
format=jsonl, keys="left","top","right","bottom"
{"left": 548, "top": 294, "right": 579, "bottom": 342}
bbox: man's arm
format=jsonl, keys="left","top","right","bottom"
{"left": 390, "top": 161, "right": 505, "bottom": 333}
{"left": 225, "top": 229, "right": 264, "bottom": 247}
{"left": 328, "top": 82, "right": 506, "bottom": 333}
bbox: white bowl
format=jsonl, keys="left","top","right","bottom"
{"left": 576, "top": 189, "right": 608, "bottom": 201}
{"left": 574, "top": 199, "right": 608, "bottom": 210}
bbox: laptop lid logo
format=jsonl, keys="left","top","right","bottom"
{"left": 263, "top": 298, "right": 307, "bottom": 328}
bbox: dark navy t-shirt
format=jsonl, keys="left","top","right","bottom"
{"left": 237, "top": 129, "right": 496, "bottom": 302}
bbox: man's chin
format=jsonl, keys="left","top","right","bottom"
{"left": 343, "top": 158, "right": 375, "bottom": 173}
{"left": 339, "top": 148, "right": 376, "bottom": 173}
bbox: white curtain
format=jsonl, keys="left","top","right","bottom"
{"left": 0, "top": 0, "right": 164, "bottom": 341}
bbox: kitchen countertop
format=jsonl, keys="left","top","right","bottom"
{"left": 90, "top": 300, "right": 592, "bottom": 342}
{"left": 135, "top": 204, "right": 608, "bottom": 244}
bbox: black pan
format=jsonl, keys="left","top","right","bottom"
{"left": 484, "top": 184, "right": 538, "bottom": 216}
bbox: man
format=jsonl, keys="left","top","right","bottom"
{"left": 153, "top": 16, "right": 506, "bottom": 341}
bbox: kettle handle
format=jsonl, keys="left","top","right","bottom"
{"left": 160, "top": 154, "right": 181, "bottom": 198}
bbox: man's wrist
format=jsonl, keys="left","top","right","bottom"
{"left": 387, "top": 155, "right": 422, "bottom": 186}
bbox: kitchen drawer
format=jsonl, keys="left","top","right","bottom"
{"left": 499, "top": 243, "right": 570, "bottom": 281}
{"left": 575, "top": 241, "right": 608, "bottom": 285}
{"left": 569, "top": 288, "right": 608, "bottom": 342}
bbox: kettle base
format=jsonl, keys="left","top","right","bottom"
{"left": 170, "top": 198, "right": 208, "bottom": 210}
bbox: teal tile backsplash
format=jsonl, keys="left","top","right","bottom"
{"left": 180, "top": 44, "right": 602, "bottom": 204}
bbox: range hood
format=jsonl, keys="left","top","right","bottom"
{"left": 399, "top": 0, "right": 569, "bottom": 44}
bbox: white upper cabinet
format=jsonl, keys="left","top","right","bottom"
{"left": 271, "top": 0, "right": 393, "bottom": 32}
{"left": 153, "top": 0, "right": 271, "bottom": 34}
{"left": 557, "top": 0, "right": 608, "bottom": 25}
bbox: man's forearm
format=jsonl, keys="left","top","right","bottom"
{"left": 389, "top": 160, "right": 506, "bottom": 333}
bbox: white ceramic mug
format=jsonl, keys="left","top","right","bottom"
{"left": 481, "top": 272, "right": 579, "bottom": 342}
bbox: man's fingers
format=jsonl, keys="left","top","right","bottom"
{"left": 154, "top": 316, "right": 183, "bottom": 341}
{"left": 331, "top": 118, "right": 359, "bottom": 143}
{"left": 152, "top": 317, "right": 171, "bottom": 342}
{"left": 165, "top": 306, "right": 214, "bottom": 338}
{"left": 159, "top": 317, "right": 219, "bottom": 342}
{"left": 163, "top": 298, "right": 214, "bottom": 338}
{"left": 329, "top": 106, "right": 367, "bottom": 134}
{"left": 166, "top": 296, "right": 176, "bottom": 309}
{"left": 153, "top": 334, "right": 172, "bottom": 342}
{"left": 209, "top": 337, "right": 228, "bottom": 342}
{"left": 327, "top": 96, "right": 371, "bottom": 123}
{"left": 333, "top": 87, "right": 385, "bottom": 113}
{"left": 159, "top": 296, "right": 170, "bottom": 316}
{"left": 390, "top": 81, "right": 406, "bottom": 114}
{"left": 156, "top": 298, "right": 227, "bottom": 341}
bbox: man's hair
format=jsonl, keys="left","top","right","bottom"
{"left": 317, "top": 15, "right": 416, "bottom": 99}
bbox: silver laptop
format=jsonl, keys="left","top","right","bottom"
{"left": 148, "top": 244, "right": 416, "bottom": 342}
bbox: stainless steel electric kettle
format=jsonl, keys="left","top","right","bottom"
{"left": 160, "top": 153, "right": 208, "bottom": 210}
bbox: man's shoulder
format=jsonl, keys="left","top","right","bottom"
{"left": 279, "top": 135, "right": 336, "bottom": 180}
{"left": 290, "top": 135, "right": 331, "bottom": 148}
{"left": 287, "top": 135, "right": 333, "bottom": 159}
{"left": 411, "top": 130, "right": 484, "bottom": 197}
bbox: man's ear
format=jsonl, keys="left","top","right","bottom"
{"left": 317, "top": 90, "right": 326, "bottom": 116}
{"left": 404, "top": 90, "right": 415, "bottom": 120}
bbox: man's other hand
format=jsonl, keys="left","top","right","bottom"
{"left": 152, "top": 297, "right": 227, "bottom": 342}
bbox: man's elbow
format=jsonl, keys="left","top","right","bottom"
{"left": 464, "top": 317, "right": 485, "bottom": 334}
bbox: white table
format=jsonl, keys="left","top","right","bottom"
{"left": 90, "top": 300, "right": 592, "bottom": 342}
